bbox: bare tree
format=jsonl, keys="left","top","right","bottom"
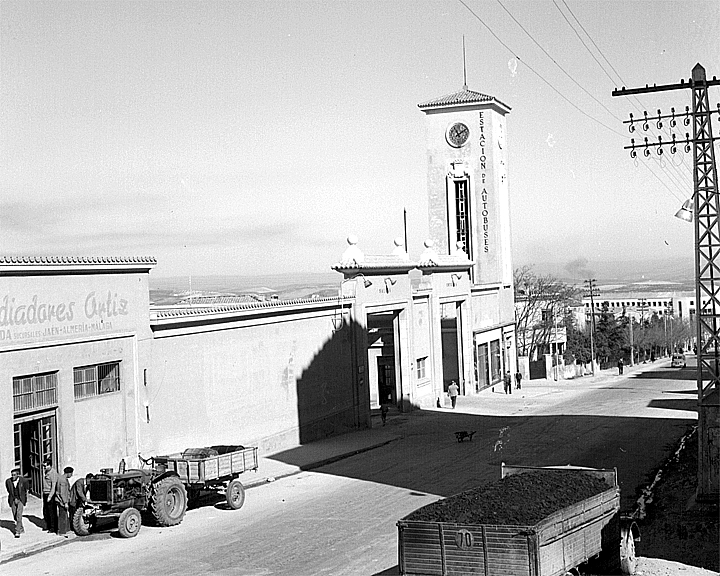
{"left": 514, "top": 266, "right": 580, "bottom": 360}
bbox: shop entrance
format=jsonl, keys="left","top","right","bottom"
{"left": 441, "top": 302, "right": 464, "bottom": 393}
{"left": 377, "top": 356, "right": 396, "bottom": 405}
{"left": 14, "top": 412, "right": 57, "bottom": 497}
{"left": 367, "top": 310, "right": 402, "bottom": 409}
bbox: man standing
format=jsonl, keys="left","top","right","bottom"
{"left": 447, "top": 380, "right": 459, "bottom": 409}
{"left": 515, "top": 370, "right": 523, "bottom": 390}
{"left": 617, "top": 358, "right": 624, "bottom": 375}
{"left": 5, "top": 468, "right": 29, "bottom": 538}
{"left": 57, "top": 467, "right": 72, "bottom": 537}
{"left": 42, "top": 459, "right": 58, "bottom": 534}
{"left": 503, "top": 371, "right": 512, "bottom": 394}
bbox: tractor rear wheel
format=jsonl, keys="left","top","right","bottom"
{"left": 226, "top": 479, "right": 246, "bottom": 510}
{"left": 72, "top": 508, "right": 92, "bottom": 536}
{"left": 118, "top": 507, "right": 142, "bottom": 538}
{"left": 151, "top": 476, "right": 187, "bottom": 526}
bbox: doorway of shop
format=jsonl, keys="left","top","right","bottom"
{"left": 441, "top": 301, "right": 464, "bottom": 393}
{"left": 377, "top": 356, "right": 396, "bottom": 406}
{"left": 14, "top": 412, "right": 57, "bottom": 496}
{"left": 367, "top": 310, "right": 402, "bottom": 410}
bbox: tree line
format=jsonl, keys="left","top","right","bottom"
{"left": 514, "top": 266, "right": 695, "bottom": 369}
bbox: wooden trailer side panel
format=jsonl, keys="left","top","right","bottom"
{"left": 398, "top": 521, "right": 535, "bottom": 576}
{"left": 155, "top": 447, "right": 258, "bottom": 484}
{"left": 536, "top": 489, "right": 620, "bottom": 576}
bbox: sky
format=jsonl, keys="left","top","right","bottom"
{"left": 1, "top": 1, "right": 719, "bottom": 278}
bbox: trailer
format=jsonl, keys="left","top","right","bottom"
{"left": 152, "top": 445, "right": 259, "bottom": 510}
{"left": 397, "top": 464, "right": 640, "bottom": 576}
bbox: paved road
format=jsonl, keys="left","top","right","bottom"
{"left": 4, "top": 361, "right": 697, "bottom": 576}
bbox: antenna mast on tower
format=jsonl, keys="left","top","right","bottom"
{"left": 462, "top": 35, "right": 467, "bottom": 89}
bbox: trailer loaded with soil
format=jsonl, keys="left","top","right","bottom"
{"left": 74, "top": 445, "right": 258, "bottom": 538}
{"left": 397, "top": 464, "right": 640, "bottom": 576}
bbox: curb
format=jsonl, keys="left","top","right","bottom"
{"left": 1, "top": 439, "right": 398, "bottom": 565}
{"left": 243, "top": 439, "right": 399, "bottom": 489}
{"left": 1, "top": 533, "right": 76, "bottom": 565}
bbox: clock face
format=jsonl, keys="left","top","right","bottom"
{"left": 447, "top": 122, "right": 470, "bottom": 148}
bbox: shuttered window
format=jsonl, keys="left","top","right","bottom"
{"left": 13, "top": 372, "right": 58, "bottom": 414}
{"left": 74, "top": 362, "right": 120, "bottom": 400}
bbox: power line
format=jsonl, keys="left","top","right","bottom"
{"left": 494, "top": 0, "right": 623, "bottom": 124}
{"left": 456, "top": 0, "right": 626, "bottom": 138}
{"left": 553, "top": 0, "right": 692, "bottom": 197}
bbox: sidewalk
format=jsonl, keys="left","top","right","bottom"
{"left": 0, "top": 356, "right": 672, "bottom": 564}
{"left": 0, "top": 419, "right": 403, "bottom": 565}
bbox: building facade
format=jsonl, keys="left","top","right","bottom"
{"left": 1, "top": 83, "right": 515, "bottom": 505}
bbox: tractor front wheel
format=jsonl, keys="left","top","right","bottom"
{"left": 151, "top": 476, "right": 187, "bottom": 526}
{"left": 72, "top": 507, "right": 93, "bottom": 536}
{"left": 118, "top": 507, "right": 142, "bottom": 538}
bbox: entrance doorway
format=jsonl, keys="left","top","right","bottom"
{"left": 14, "top": 412, "right": 57, "bottom": 497}
{"left": 441, "top": 302, "right": 464, "bottom": 393}
{"left": 377, "top": 356, "right": 396, "bottom": 405}
{"left": 367, "top": 310, "right": 402, "bottom": 409}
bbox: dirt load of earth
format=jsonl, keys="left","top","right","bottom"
{"left": 405, "top": 469, "right": 610, "bottom": 526}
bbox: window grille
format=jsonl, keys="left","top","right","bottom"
{"left": 454, "top": 179, "right": 472, "bottom": 259}
{"left": 13, "top": 373, "right": 58, "bottom": 414}
{"left": 74, "top": 362, "right": 120, "bottom": 400}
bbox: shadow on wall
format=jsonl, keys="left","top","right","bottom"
{"left": 295, "top": 317, "right": 367, "bottom": 444}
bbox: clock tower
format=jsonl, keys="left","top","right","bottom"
{"left": 419, "top": 86, "right": 512, "bottom": 286}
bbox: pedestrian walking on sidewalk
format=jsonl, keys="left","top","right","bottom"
{"left": 42, "top": 459, "right": 59, "bottom": 533}
{"left": 515, "top": 371, "right": 523, "bottom": 390}
{"left": 5, "top": 468, "right": 29, "bottom": 538}
{"left": 503, "top": 371, "right": 512, "bottom": 394}
{"left": 617, "top": 358, "right": 624, "bottom": 375}
{"left": 447, "top": 380, "right": 459, "bottom": 409}
{"left": 57, "top": 467, "right": 72, "bottom": 537}
{"left": 380, "top": 403, "right": 389, "bottom": 425}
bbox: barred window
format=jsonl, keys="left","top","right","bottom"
{"left": 13, "top": 372, "right": 58, "bottom": 414}
{"left": 74, "top": 362, "right": 120, "bottom": 400}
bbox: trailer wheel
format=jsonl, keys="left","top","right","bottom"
{"left": 152, "top": 476, "right": 188, "bottom": 526}
{"left": 72, "top": 507, "right": 93, "bottom": 536}
{"left": 620, "top": 521, "right": 640, "bottom": 575}
{"left": 226, "top": 479, "right": 246, "bottom": 510}
{"left": 118, "top": 507, "right": 142, "bottom": 538}
{"left": 225, "top": 478, "right": 245, "bottom": 510}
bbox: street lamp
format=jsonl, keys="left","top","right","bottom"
{"left": 674, "top": 199, "right": 693, "bottom": 222}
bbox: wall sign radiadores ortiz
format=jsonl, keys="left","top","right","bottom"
{"left": 0, "top": 292, "right": 130, "bottom": 341}
{"left": 478, "top": 111, "right": 490, "bottom": 254}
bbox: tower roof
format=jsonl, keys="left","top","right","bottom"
{"left": 418, "top": 86, "right": 511, "bottom": 113}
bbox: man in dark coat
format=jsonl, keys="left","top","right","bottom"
{"left": 5, "top": 468, "right": 29, "bottom": 537}
{"left": 69, "top": 472, "right": 93, "bottom": 525}
{"left": 57, "top": 467, "right": 72, "bottom": 537}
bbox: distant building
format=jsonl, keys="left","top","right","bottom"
{"left": 581, "top": 291, "right": 696, "bottom": 321}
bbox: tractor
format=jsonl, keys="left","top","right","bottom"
{"left": 73, "top": 465, "right": 187, "bottom": 538}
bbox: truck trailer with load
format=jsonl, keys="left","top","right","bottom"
{"left": 397, "top": 464, "right": 640, "bottom": 576}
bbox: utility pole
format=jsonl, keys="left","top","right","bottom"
{"left": 553, "top": 307, "right": 559, "bottom": 381}
{"left": 613, "top": 63, "right": 720, "bottom": 502}
{"left": 629, "top": 312, "right": 634, "bottom": 366}
{"left": 638, "top": 298, "right": 647, "bottom": 362}
{"left": 584, "top": 279, "right": 599, "bottom": 373}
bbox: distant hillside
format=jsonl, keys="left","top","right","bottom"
{"left": 149, "top": 272, "right": 342, "bottom": 305}
{"left": 518, "top": 257, "right": 694, "bottom": 290}
{"left": 149, "top": 260, "right": 696, "bottom": 305}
